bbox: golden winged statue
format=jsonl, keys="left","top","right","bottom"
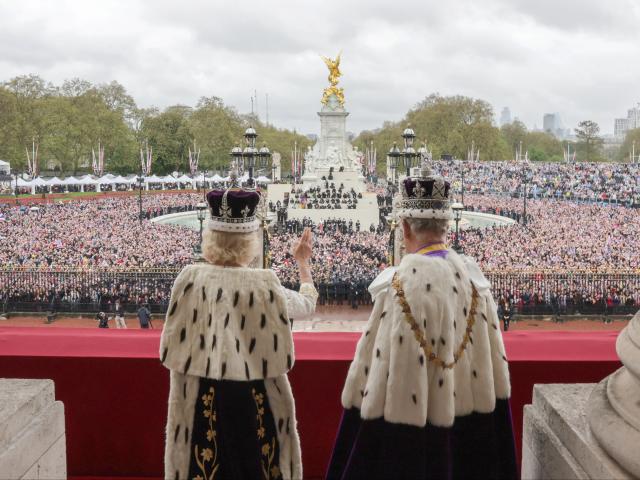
{"left": 321, "top": 53, "right": 341, "bottom": 86}
{"left": 321, "top": 52, "right": 345, "bottom": 106}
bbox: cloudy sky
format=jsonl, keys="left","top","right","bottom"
{"left": 1, "top": 0, "right": 639, "bottom": 135}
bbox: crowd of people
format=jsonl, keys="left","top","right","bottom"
{"left": 434, "top": 160, "right": 640, "bottom": 205}
{"left": 4, "top": 159, "right": 640, "bottom": 316}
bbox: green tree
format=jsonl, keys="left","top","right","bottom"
{"left": 500, "top": 120, "right": 528, "bottom": 158}
{"left": 618, "top": 128, "right": 640, "bottom": 162}
{"left": 525, "top": 132, "right": 563, "bottom": 162}
{"left": 575, "top": 120, "right": 603, "bottom": 162}
{"left": 140, "top": 106, "right": 193, "bottom": 175}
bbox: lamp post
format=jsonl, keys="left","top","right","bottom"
{"left": 137, "top": 173, "right": 144, "bottom": 225}
{"left": 194, "top": 202, "right": 207, "bottom": 260}
{"left": 452, "top": 202, "right": 464, "bottom": 253}
{"left": 401, "top": 126, "right": 417, "bottom": 177}
{"left": 230, "top": 126, "right": 271, "bottom": 187}
{"left": 271, "top": 162, "right": 277, "bottom": 181}
{"left": 387, "top": 142, "right": 400, "bottom": 185}
{"left": 461, "top": 164, "right": 465, "bottom": 204}
{"left": 522, "top": 165, "right": 531, "bottom": 226}
{"left": 14, "top": 171, "right": 19, "bottom": 197}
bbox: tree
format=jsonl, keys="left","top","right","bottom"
{"left": 575, "top": 120, "right": 603, "bottom": 162}
{"left": 618, "top": 128, "right": 640, "bottom": 162}
{"left": 500, "top": 120, "right": 528, "bottom": 158}
{"left": 525, "top": 132, "right": 563, "bottom": 162}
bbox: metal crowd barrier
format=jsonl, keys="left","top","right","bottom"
{"left": 1, "top": 269, "right": 640, "bottom": 316}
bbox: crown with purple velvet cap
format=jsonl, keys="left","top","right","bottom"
{"left": 396, "top": 167, "right": 452, "bottom": 220}
{"left": 206, "top": 187, "right": 262, "bottom": 233}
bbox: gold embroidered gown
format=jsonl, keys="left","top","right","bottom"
{"left": 160, "top": 263, "right": 317, "bottom": 480}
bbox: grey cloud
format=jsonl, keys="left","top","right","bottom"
{"left": 0, "top": 0, "right": 639, "bottom": 135}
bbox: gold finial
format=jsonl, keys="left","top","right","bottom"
{"left": 320, "top": 52, "right": 345, "bottom": 106}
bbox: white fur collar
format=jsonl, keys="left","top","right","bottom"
{"left": 342, "top": 252, "right": 511, "bottom": 427}
{"left": 160, "top": 264, "right": 295, "bottom": 381}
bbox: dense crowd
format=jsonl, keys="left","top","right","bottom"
{"left": 4, "top": 158, "right": 640, "bottom": 316}
{"left": 434, "top": 160, "right": 640, "bottom": 204}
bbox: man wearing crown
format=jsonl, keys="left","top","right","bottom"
{"left": 160, "top": 182, "right": 317, "bottom": 480}
{"left": 327, "top": 168, "right": 517, "bottom": 479}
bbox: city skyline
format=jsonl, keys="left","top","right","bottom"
{"left": 1, "top": 0, "right": 639, "bottom": 136}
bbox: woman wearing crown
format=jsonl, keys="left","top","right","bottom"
{"left": 160, "top": 184, "right": 317, "bottom": 480}
{"left": 327, "top": 168, "right": 517, "bottom": 479}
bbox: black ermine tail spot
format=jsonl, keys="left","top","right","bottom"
{"left": 380, "top": 311, "right": 387, "bottom": 318}
{"left": 224, "top": 313, "right": 230, "bottom": 328}
{"left": 182, "top": 382, "right": 186, "bottom": 398}
{"left": 235, "top": 338, "right": 240, "bottom": 353}
{"left": 212, "top": 335, "right": 217, "bottom": 350}
{"left": 244, "top": 361, "right": 250, "bottom": 379}
{"left": 287, "top": 354, "right": 292, "bottom": 369}
{"left": 216, "top": 288, "right": 223, "bottom": 303}
{"left": 412, "top": 394, "right": 417, "bottom": 404}
{"left": 278, "top": 418, "right": 284, "bottom": 433}
{"left": 426, "top": 284, "right": 431, "bottom": 292}
{"left": 221, "top": 362, "right": 226, "bottom": 378}
{"left": 183, "top": 356, "right": 191, "bottom": 373}
{"left": 174, "top": 425, "right": 180, "bottom": 442}
{"left": 183, "top": 282, "right": 193, "bottom": 294}
{"left": 279, "top": 313, "right": 288, "bottom": 325}
{"left": 199, "top": 334, "right": 205, "bottom": 350}
{"left": 273, "top": 334, "right": 278, "bottom": 352}
{"left": 169, "top": 301, "right": 178, "bottom": 316}
{"left": 270, "top": 290, "right": 275, "bottom": 303}
{"left": 192, "top": 309, "right": 197, "bottom": 324}
{"left": 233, "top": 291, "right": 239, "bottom": 307}
{"left": 161, "top": 347, "right": 168, "bottom": 363}
{"left": 249, "top": 338, "right": 256, "bottom": 353}
{"left": 202, "top": 286, "right": 206, "bottom": 301}
{"left": 205, "top": 358, "right": 210, "bottom": 376}
{"left": 208, "top": 313, "right": 212, "bottom": 327}
{"left": 249, "top": 291, "right": 254, "bottom": 307}
{"left": 261, "top": 314, "right": 267, "bottom": 328}
{"left": 179, "top": 328, "right": 186, "bottom": 343}
{"left": 262, "top": 359, "right": 268, "bottom": 377}
{"left": 241, "top": 315, "right": 246, "bottom": 330}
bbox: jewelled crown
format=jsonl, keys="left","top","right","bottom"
{"left": 396, "top": 167, "right": 452, "bottom": 220}
{"left": 206, "top": 187, "right": 262, "bottom": 233}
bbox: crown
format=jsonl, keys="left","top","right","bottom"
{"left": 206, "top": 186, "right": 262, "bottom": 233}
{"left": 396, "top": 167, "right": 452, "bottom": 220}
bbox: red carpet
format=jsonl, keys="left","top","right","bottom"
{"left": 0, "top": 327, "right": 621, "bottom": 479}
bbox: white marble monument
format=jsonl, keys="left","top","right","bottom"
{"left": 268, "top": 54, "right": 381, "bottom": 227}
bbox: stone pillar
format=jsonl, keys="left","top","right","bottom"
{"left": 587, "top": 312, "right": 640, "bottom": 477}
{"left": 0, "top": 379, "right": 66, "bottom": 479}
{"left": 522, "top": 313, "right": 640, "bottom": 479}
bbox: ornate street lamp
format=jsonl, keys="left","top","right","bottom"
{"left": 401, "top": 126, "right": 418, "bottom": 177}
{"left": 230, "top": 127, "right": 271, "bottom": 187}
{"left": 194, "top": 202, "right": 208, "bottom": 260}
{"left": 136, "top": 173, "right": 145, "bottom": 225}
{"left": 387, "top": 142, "right": 401, "bottom": 185}
{"left": 452, "top": 202, "right": 464, "bottom": 253}
{"left": 258, "top": 143, "right": 271, "bottom": 181}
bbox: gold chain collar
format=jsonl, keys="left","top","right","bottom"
{"left": 391, "top": 272, "right": 479, "bottom": 370}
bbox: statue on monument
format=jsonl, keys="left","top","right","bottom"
{"left": 321, "top": 52, "right": 345, "bottom": 107}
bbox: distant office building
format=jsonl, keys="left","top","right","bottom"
{"left": 615, "top": 118, "right": 630, "bottom": 137}
{"left": 543, "top": 113, "right": 565, "bottom": 138}
{"left": 500, "top": 107, "right": 512, "bottom": 126}
{"left": 614, "top": 103, "right": 640, "bottom": 138}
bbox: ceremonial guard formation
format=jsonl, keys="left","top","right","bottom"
{"left": 327, "top": 167, "right": 517, "bottom": 479}
{"left": 160, "top": 182, "right": 317, "bottom": 480}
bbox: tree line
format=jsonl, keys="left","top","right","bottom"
{"left": 0, "top": 75, "right": 310, "bottom": 176}
{"left": 1, "top": 76, "right": 637, "bottom": 177}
